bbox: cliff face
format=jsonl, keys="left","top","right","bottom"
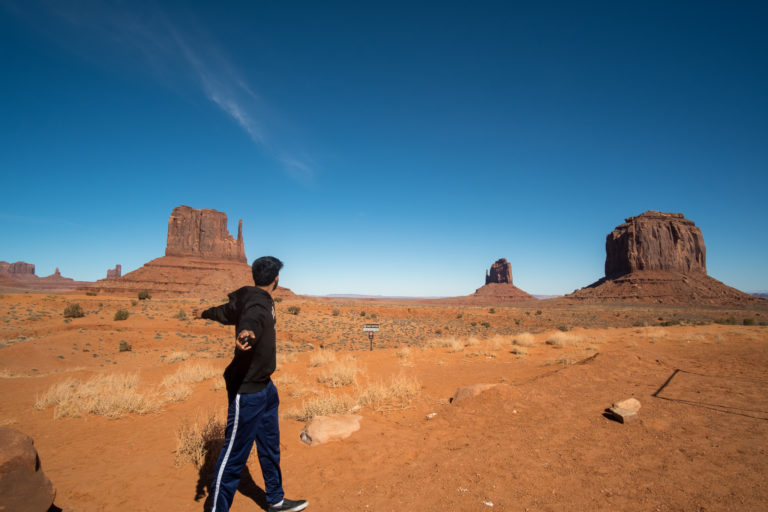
{"left": 0, "top": 261, "right": 35, "bottom": 276}
{"left": 485, "top": 258, "right": 513, "bottom": 285}
{"left": 165, "top": 206, "right": 246, "bottom": 263}
{"left": 605, "top": 211, "right": 706, "bottom": 279}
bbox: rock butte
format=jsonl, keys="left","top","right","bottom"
{"left": 567, "top": 211, "right": 760, "bottom": 305}
{"left": 435, "top": 258, "right": 534, "bottom": 304}
{"left": 84, "top": 205, "right": 294, "bottom": 299}
{"left": 0, "top": 261, "right": 87, "bottom": 292}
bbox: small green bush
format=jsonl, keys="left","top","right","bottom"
{"left": 63, "top": 304, "right": 84, "bottom": 318}
{"left": 119, "top": 340, "right": 132, "bottom": 352}
{"left": 138, "top": 290, "right": 151, "bottom": 300}
{"left": 287, "top": 306, "right": 300, "bottom": 315}
{"left": 114, "top": 309, "right": 129, "bottom": 321}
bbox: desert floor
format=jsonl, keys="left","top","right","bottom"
{"left": 1, "top": 293, "right": 767, "bottom": 511}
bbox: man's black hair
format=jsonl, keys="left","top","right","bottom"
{"left": 251, "top": 256, "right": 283, "bottom": 286}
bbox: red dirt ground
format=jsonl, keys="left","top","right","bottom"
{"left": 1, "top": 293, "right": 767, "bottom": 511}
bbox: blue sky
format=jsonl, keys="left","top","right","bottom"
{"left": 1, "top": 1, "right": 766, "bottom": 296}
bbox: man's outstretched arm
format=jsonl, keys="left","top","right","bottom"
{"left": 192, "top": 299, "right": 237, "bottom": 325}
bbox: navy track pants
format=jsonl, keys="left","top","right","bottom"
{"left": 210, "top": 381, "right": 284, "bottom": 511}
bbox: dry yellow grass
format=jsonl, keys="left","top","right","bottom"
{"left": 356, "top": 375, "right": 421, "bottom": 411}
{"left": 286, "top": 392, "right": 357, "bottom": 420}
{"left": 276, "top": 351, "right": 297, "bottom": 365}
{"left": 510, "top": 346, "right": 528, "bottom": 356}
{"left": 174, "top": 411, "right": 226, "bottom": 467}
{"left": 317, "top": 361, "right": 358, "bottom": 388}
{"left": 513, "top": 332, "right": 536, "bottom": 347}
{"left": 165, "top": 351, "right": 189, "bottom": 363}
{"left": 35, "top": 373, "right": 159, "bottom": 419}
{"left": 396, "top": 347, "right": 411, "bottom": 358}
{"left": 161, "top": 362, "right": 219, "bottom": 387}
{"left": 274, "top": 373, "right": 299, "bottom": 387}
{"left": 545, "top": 332, "right": 584, "bottom": 348}
{"left": 309, "top": 349, "right": 336, "bottom": 367}
{"left": 163, "top": 383, "right": 192, "bottom": 402}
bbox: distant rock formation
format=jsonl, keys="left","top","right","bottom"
{"left": 461, "top": 258, "right": 534, "bottom": 303}
{"left": 0, "top": 261, "right": 88, "bottom": 292}
{"left": 165, "top": 206, "right": 246, "bottom": 263}
{"left": 0, "top": 261, "right": 35, "bottom": 276}
{"left": 106, "top": 264, "right": 121, "bottom": 279}
{"left": 605, "top": 211, "right": 706, "bottom": 279}
{"left": 485, "top": 258, "right": 513, "bottom": 285}
{"left": 83, "top": 206, "right": 295, "bottom": 299}
{"left": 568, "top": 211, "right": 762, "bottom": 305}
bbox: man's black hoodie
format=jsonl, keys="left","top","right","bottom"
{"left": 201, "top": 286, "right": 276, "bottom": 395}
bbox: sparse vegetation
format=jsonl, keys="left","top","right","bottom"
{"left": 545, "top": 331, "right": 584, "bottom": 348}
{"left": 173, "top": 309, "right": 187, "bottom": 320}
{"left": 317, "top": 361, "right": 358, "bottom": 387}
{"left": 63, "top": 303, "right": 84, "bottom": 318}
{"left": 174, "top": 412, "right": 225, "bottom": 467}
{"left": 114, "top": 309, "right": 129, "bottom": 321}
{"left": 119, "top": 340, "right": 132, "bottom": 352}
{"left": 138, "top": 290, "right": 151, "bottom": 300}
{"left": 287, "top": 306, "right": 301, "bottom": 315}
{"left": 309, "top": 350, "right": 336, "bottom": 367}
{"left": 35, "top": 373, "right": 159, "bottom": 419}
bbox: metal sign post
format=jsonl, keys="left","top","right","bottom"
{"left": 362, "top": 323, "right": 380, "bottom": 351}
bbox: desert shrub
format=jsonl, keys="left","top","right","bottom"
{"left": 489, "top": 308, "right": 496, "bottom": 314}
{"left": 35, "top": 373, "right": 159, "bottom": 419}
{"left": 743, "top": 318, "right": 756, "bottom": 326}
{"left": 274, "top": 297, "right": 283, "bottom": 303}
{"left": 513, "top": 332, "right": 536, "bottom": 346}
{"left": 481, "top": 321, "right": 491, "bottom": 328}
{"left": 448, "top": 338, "right": 465, "bottom": 352}
{"left": 356, "top": 375, "right": 421, "bottom": 411}
{"left": 85, "top": 291, "right": 97, "bottom": 296}
{"left": 131, "top": 300, "right": 138, "bottom": 306}
{"left": 511, "top": 346, "right": 528, "bottom": 356}
{"left": 659, "top": 319, "right": 680, "bottom": 326}
{"left": 63, "top": 303, "right": 84, "bottom": 318}
{"left": 332, "top": 309, "right": 340, "bottom": 317}
{"left": 514, "top": 318, "right": 521, "bottom": 326}
{"left": 360, "top": 311, "right": 366, "bottom": 317}
{"left": 174, "top": 412, "right": 225, "bottom": 467}
{"left": 119, "top": 340, "right": 132, "bottom": 352}
{"left": 114, "top": 309, "right": 129, "bottom": 321}
{"left": 309, "top": 350, "right": 336, "bottom": 367}
{"left": 138, "top": 290, "right": 151, "bottom": 300}
{"left": 557, "top": 325, "right": 569, "bottom": 332}
{"left": 545, "top": 332, "right": 584, "bottom": 348}
{"left": 317, "top": 361, "right": 358, "bottom": 388}
{"left": 161, "top": 363, "right": 219, "bottom": 387}
{"left": 289, "top": 393, "right": 358, "bottom": 420}
{"left": 165, "top": 351, "right": 188, "bottom": 363}
{"left": 173, "top": 309, "right": 187, "bottom": 320}
{"left": 456, "top": 312, "right": 463, "bottom": 319}
{"left": 164, "top": 383, "right": 192, "bottom": 403}
{"left": 715, "top": 316, "right": 737, "bottom": 325}
{"left": 470, "top": 321, "right": 477, "bottom": 327}
{"left": 287, "top": 306, "right": 300, "bottom": 316}
{"left": 396, "top": 347, "right": 411, "bottom": 358}
{"left": 535, "top": 310, "right": 542, "bottom": 315}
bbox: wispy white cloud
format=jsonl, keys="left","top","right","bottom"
{"left": 4, "top": 1, "right": 314, "bottom": 184}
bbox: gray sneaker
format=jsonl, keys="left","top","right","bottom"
{"left": 268, "top": 498, "right": 308, "bottom": 512}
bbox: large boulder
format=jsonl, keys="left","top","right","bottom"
{"left": 0, "top": 428, "right": 55, "bottom": 512}
{"left": 300, "top": 414, "right": 362, "bottom": 446}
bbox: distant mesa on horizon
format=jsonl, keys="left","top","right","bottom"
{"left": 0, "top": 261, "right": 89, "bottom": 293}
{"left": 471, "top": 258, "right": 535, "bottom": 302}
{"left": 106, "top": 264, "right": 121, "bottom": 279}
{"left": 84, "top": 205, "right": 294, "bottom": 299}
{"left": 566, "top": 211, "right": 763, "bottom": 306}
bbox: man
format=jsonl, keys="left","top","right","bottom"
{"left": 193, "top": 256, "right": 307, "bottom": 512}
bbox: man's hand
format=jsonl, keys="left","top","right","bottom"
{"left": 236, "top": 330, "right": 255, "bottom": 351}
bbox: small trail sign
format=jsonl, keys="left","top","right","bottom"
{"left": 363, "top": 323, "right": 380, "bottom": 350}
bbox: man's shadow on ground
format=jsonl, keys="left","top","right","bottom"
{"left": 195, "top": 437, "right": 268, "bottom": 511}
